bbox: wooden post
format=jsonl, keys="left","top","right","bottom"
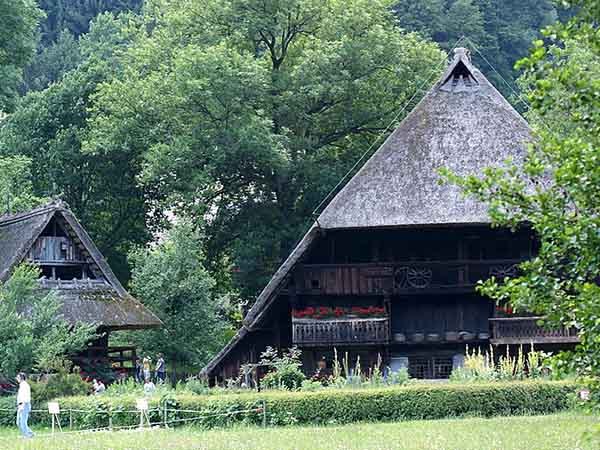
{"left": 163, "top": 403, "right": 168, "bottom": 428}
{"left": 262, "top": 400, "right": 267, "bottom": 428}
{"left": 69, "top": 409, "right": 73, "bottom": 429}
{"left": 109, "top": 414, "right": 113, "bottom": 431}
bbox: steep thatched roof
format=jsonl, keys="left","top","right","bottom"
{"left": 202, "top": 48, "right": 532, "bottom": 377}
{"left": 0, "top": 200, "right": 161, "bottom": 329}
{"left": 0, "top": 204, "right": 55, "bottom": 283}
{"left": 318, "top": 48, "right": 531, "bottom": 228}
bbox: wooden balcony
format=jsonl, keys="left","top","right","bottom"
{"left": 295, "top": 260, "right": 523, "bottom": 296}
{"left": 489, "top": 317, "right": 579, "bottom": 345}
{"left": 29, "top": 236, "right": 84, "bottom": 264}
{"left": 71, "top": 346, "right": 137, "bottom": 374}
{"left": 292, "top": 318, "right": 390, "bottom": 346}
{"left": 39, "top": 277, "right": 108, "bottom": 290}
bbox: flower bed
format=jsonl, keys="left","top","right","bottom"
{"left": 292, "top": 305, "right": 386, "bottom": 319}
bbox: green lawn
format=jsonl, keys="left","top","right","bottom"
{"left": 0, "top": 413, "right": 597, "bottom": 450}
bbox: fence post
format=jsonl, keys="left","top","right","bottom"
{"left": 262, "top": 400, "right": 267, "bottom": 428}
{"left": 163, "top": 403, "right": 168, "bottom": 428}
{"left": 109, "top": 414, "right": 113, "bottom": 431}
{"left": 69, "top": 409, "right": 73, "bottom": 430}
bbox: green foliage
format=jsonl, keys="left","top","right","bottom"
{"left": 257, "top": 346, "right": 305, "bottom": 391}
{"left": 23, "top": 29, "right": 82, "bottom": 92}
{"left": 36, "top": 0, "right": 143, "bottom": 45}
{"left": 394, "top": 0, "right": 562, "bottom": 99}
{"left": 0, "top": 155, "right": 45, "bottom": 215}
{"left": 128, "top": 221, "right": 230, "bottom": 371}
{"left": 30, "top": 370, "right": 91, "bottom": 403}
{"left": 442, "top": 0, "right": 600, "bottom": 401}
{"left": 0, "top": 0, "right": 43, "bottom": 110}
{"left": 0, "top": 264, "right": 96, "bottom": 377}
{"left": 449, "top": 345, "right": 551, "bottom": 382}
{"left": 0, "top": 381, "right": 576, "bottom": 429}
{"left": 85, "top": 0, "right": 444, "bottom": 299}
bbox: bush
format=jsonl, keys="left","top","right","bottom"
{"left": 0, "top": 380, "right": 576, "bottom": 430}
{"left": 30, "top": 372, "right": 90, "bottom": 402}
{"left": 262, "top": 366, "right": 306, "bottom": 391}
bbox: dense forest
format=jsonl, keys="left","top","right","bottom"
{"left": 0, "top": 0, "right": 590, "bottom": 368}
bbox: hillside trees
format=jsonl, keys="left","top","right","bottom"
{"left": 394, "top": 0, "right": 561, "bottom": 96}
{"left": 37, "top": 0, "right": 143, "bottom": 45}
{"left": 0, "top": 0, "right": 43, "bottom": 110}
{"left": 444, "top": 0, "right": 600, "bottom": 388}
{"left": 85, "top": 0, "right": 444, "bottom": 299}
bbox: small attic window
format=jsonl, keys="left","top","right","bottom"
{"left": 440, "top": 60, "right": 478, "bottom": 92}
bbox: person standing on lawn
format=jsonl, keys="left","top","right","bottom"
{"left": 155, "top": 354, "right": 166, "bottom": 383}
{"left": 16, "top": 372, "right": 34, "bottom": 438}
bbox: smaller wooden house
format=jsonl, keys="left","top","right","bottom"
{"left": 0, "top": 200, "right": 161, "bottom": 375}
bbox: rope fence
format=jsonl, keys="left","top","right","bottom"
{"left": 0, "top": 399, "right": 267, "bottom": 442}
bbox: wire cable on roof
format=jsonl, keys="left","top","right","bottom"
{"left": 463, "top": 36, "right": 533, "bottom": 114}
{"left": 311, "top": 35, "right": 469, "bottom": 218}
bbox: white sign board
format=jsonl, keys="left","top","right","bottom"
{"left": 136, "top": 398, "right": 149, "bottom": 411}
{"left": 48, "top": 402, "right": 60, "bottom": 415}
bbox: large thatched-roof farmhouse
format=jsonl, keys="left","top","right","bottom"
{"left": 203, "top": 48, "right": 579, "bottom": 382}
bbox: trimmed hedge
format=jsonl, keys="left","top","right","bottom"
{"left": 0, "top": 381, "right": 577, "bottom": 429}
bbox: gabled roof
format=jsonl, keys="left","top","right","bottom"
{"left": 0, "top": 203, "right": 56, "bottom": 283}
{"left": 0, "top": 200, "right": 161, "bottom": 329}
{"left": 202, "top": 48, "right": 532, "bottom": 377}
{"left": 317, "top": 48, "right": 531, "bottom": 229}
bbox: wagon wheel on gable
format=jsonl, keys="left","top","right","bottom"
{"left": 406, "top": 267, "right": 433, "bottom": 289}
{"left": 488, "top": 264, "right": 518, "bottom": 280}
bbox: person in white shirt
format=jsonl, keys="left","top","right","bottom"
{"left": 92, "top": 379, "right": 106, "bottom": 395}
{"left": 16, "top": 372, "right": 34, "bottom": 438}
{"left": 143, "top": 378, "right": 156, "bottom": 396}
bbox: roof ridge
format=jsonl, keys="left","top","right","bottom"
{"left": 0, "top": 199, "right": 66, "bottom": 226}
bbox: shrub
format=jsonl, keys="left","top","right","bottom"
{"left": 257, "top": 346, "right": 306, "bottom": 391}
{"left": 30, "top": 372, "right": 90, "bottom": 402}
{"left": 450, "top": 345, "right": 553, "bottom": 382}
{"left": 183, "top": 377, "right": 211, "bottom": 395}
{"left": 262, "top": 366, "right": 306, "bottom": 391}
{"left": 0, "top": 380, "right": 576, "bottom": 430}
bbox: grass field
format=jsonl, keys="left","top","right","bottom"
{"left": 0, "top": 412, "right": 597, "bottom": 450}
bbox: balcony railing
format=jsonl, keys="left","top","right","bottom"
{"left": 29, "top": 236, "right": 84, "bottom": 264}
{"left": 489, "top": 317, "right": 579, "bottom": 345}
{"left": 295, "top": 260, "right": 523, "bottom": 295}
{"left": 292, "top": 317, "right": 390, "bottom": 346}
{"left": 39, "top": 277, "right": 108, "bottom": 290}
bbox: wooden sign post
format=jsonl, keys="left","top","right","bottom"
{"left": 48, "top": 402, "right": 62, "bottom": 434}
{"left": 136, "top": 399, "right": 150, "bottom": 428}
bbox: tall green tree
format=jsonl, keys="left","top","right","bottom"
{"left": 0, "top": 264, "right": 95, "bottom": 377}
{"left": 0, "top": 0, "right": 43, "bottom": 111}
{"left": 128, "top": 222, "right": 231, "bottom": 373}
{"left": 443, "top": 0, "right": 600, "bottom": 393}
{"left": 86, "top": 0, "right": 444, "bottom": 299}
